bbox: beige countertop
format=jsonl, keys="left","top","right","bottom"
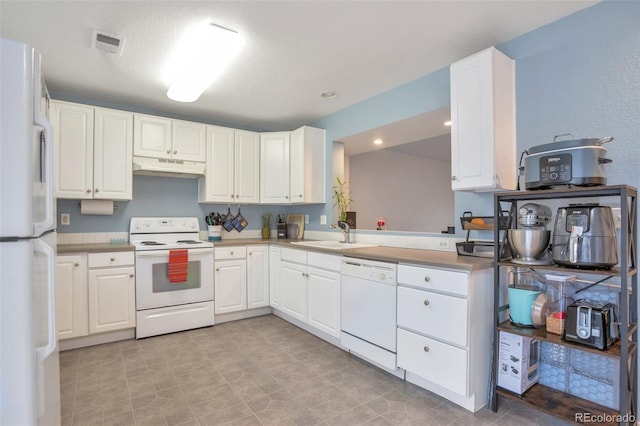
{"left": 57, "top": 239, "right": 493, "bottom": 271}
{"left": 58, "top": 243, "right": 135, "bottom": 254}
{"left": 213, "top": 238, "right": 493, "bottom": 272}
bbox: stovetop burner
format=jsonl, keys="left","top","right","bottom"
{"left": 140, "top": 241, "right": 166, "bottom": 246}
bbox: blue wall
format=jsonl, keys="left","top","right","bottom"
{"left": 59, "top": 0, "right": 639, "bottom": 235}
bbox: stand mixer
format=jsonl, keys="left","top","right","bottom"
{"left": 508, "top": 203, "right": 552, "bottom": 265}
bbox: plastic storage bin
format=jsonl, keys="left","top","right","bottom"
{"left": 545, "top": 274, "right": 576, "bottom": 335}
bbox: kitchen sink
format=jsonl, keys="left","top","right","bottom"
{"left": 290, "top": 240, "right": 377, "bottom": 250}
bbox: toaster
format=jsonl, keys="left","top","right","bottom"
{"left": 564, "top": 300, "right": 619, "bottom": 350}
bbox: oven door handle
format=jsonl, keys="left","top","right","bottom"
{"left": 135, "top": 248, "right": 214, "bottom": 257}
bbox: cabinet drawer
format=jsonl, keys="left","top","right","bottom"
{"left": 397, "top": 286, "right": 468, "bottom": 347}
{"left": 398, "top": 265, "right": 468, "bottom": 296}
{"left": 397, "top": 328, "right": 468, "bottom": 396}
{"left": 88, "top": 251, "right": 134, "bottom": 268}
{"left": 280, "top": 247, "right": 307, "bottom": 264}
{"left": 215, "top": 246, "right": 247, "bottom": 260}
{"left": 307, "top": 251, "right": 341, "bottom": 271}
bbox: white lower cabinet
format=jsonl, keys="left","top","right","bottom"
{"left": 56, "top": 251, "right": 136, "bottom": 340}
{"left": 247, "top": 246, "right": 269, "bottom": 309}
{"left": 55, "top": 255, "right": 88, "bottom": 339}
{"left": 215, "top": 245, "right": 268, "bottom": 315}
{"left": 396, "top": 264, "right": 492, "bottom": 412}
{"left": 87, "top": 252, "right": 136, "bottom": 334}
{"left": 306, "top": 267, "right": 340, "bottom": 338}
{"left": 269, "top": 246, "right": 282, "bottom": 308}
{"left": 280, "top": 259, "right": 307, "bottom": 322}
{"left": 276, "top": 248, "right": 341, "bottom": 338}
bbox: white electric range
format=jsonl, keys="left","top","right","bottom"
{"left": 130, "top": 217, "right": 214, "bottom": 338}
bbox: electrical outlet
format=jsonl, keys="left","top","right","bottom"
{"left": 438, "top": 240, "right": 449, "bottom": 249}
{"left": 60, "top": 213, "right": 70, "bottom": 226}
{"left": 320, "top": 215, "right": 327, "bottom": 225}
{"left": 304, "top": 214, "right": 309, "bottom": 224}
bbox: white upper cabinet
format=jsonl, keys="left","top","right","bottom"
{"left": 171, "top": 119, "right": 207, "bottom": 162}
{"left": 52, "top": 100, "right": 133, "bottom": 200}
{"left": 260, "top": 126, "right": 326, "bottom": 204}
{"left": 93, "top": 108, "right": 133, "bottom": 200}
{"left": 133, "top": 114, "right": 171, "bottom": 159}
{"left": 198, "top": 126, "right": 259, "bottom": 203}
{"left": 260, "top": 132, "right": 290, "bottom": 204}
{"left": 290, "top": 126, "right": 326, "bottom": 204}
{"left": 450, "top": 47, "right": 516, "bottom": 192}
{"left": 134, "top": 114, "right": 206, "bottom": 162}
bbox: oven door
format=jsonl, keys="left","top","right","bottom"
{"left": 135, "top": 248, "right": 213, "bottom": 310}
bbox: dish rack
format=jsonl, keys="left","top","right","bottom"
{"left": 456, "top": 211, "right": 509, "bottom": 258}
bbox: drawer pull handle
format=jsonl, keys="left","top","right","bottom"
{"left": 74, "top": 263, "right": 79, "bottom": 267}
{"left": 216, "top": 268, "right": 220, "bottom": 272}
{"left": 424, "top": 276, "right": 431, "bottom": 282}
{"left": 423, "top": 299, "right": 430, "bottom": 306}
{"left": 230, "top": 251, "right": 234, "bottom": 255}
{"left": 129, "top": 274, "right": 134, "bottom": 278}
{"left": 423, "top": 346, "right": 430, "bottom": 352}
{"left": 110, "top": 257, "right": 115, "bottom": 262}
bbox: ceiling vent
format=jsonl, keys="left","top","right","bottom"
{"left": 91, "top": 30, "right": 125, "bottom": 55}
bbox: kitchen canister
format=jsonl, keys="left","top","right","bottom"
{"left": 545, "top": 274, "right": 576, "bottom": 335}
{"left": 208, "top": 225, "right": 222, "bottom": 241}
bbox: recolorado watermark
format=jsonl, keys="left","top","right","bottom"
{"left": 575, "top": 412, "right": 636, "bottom": 424}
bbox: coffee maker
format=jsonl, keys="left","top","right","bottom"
{"left": 551, "top": 204, "right": 617, "bottom": 269}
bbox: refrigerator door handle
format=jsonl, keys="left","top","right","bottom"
{"left": 32, "top": 116, "right": 54, "bottom": 237}
{"left": 35, "top": 239, "right": 56, "bottom": 417}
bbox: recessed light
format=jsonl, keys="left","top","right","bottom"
{"left": 321, "top": 91, "right": 337, "bottom": 99}
{"left": 374, "top": 139, "right": 383, "bottom": 145}
{"left": 444, "top": 120, "right": 452, "bottom": 127}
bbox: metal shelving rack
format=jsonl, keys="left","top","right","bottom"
{"left": 489, "top": 185, "right": 637, "bottom": 425}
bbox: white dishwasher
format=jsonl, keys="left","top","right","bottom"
{"left": 341, "top": 258, "right": 401, "bottom": 374}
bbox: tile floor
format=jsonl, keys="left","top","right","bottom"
{"left": 60, "top": 315, "right": 572, "bottom": 426}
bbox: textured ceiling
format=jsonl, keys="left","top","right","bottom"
{"left": 0, "top": 1, "right": 597, "bottom": 131}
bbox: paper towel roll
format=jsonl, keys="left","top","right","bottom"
{"left": 80, "top": 199, "right": 114, "bottom": 215}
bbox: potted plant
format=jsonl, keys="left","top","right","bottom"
{"left": 332, "top": 177, "right": 352, "bottom": 222}
{"left": 261, "top": 213, "right": 272, "bottom": 240}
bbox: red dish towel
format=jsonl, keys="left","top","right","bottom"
{"left": 168, "top": 249, "right": 189, "bottom": 283}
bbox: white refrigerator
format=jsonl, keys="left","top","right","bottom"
{"left": 0, "top": 38, "right": 61, "bottom": 426}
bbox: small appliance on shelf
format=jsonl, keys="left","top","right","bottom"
{"left": 507, "top": 203, "right": 552, "bottom": 265}
{"left": 455, "top": 211, "right": 508, "bottom": 258}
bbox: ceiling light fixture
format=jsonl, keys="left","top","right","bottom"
{"left": 444, "top": 120, "right": 452, "bottom": 127}
{"left": 374, "top": 139, "right": 384, "bottom": 145}
{"left": 166, "top": 23, "right": 243, "bottom": 103}
{"left": 321, "top": 91, "right": 337, "bottom": 99}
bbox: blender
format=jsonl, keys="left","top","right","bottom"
{"left": 508, "top": 203, "right": 552, "bottom": 265}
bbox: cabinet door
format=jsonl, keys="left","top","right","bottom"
{"left": 133, "top": 114, "right": 172, "bottom": 159}
{"left": 55, "top": 255, "right": 88, "bottom": 339}
{"left": 93, "top": 108, "right": 133, "bottom": 200}
{"left": 247, "top": 246, "right": 269, "bottom": 309}
{"left": 280, "top": 261, "right": 307, "bottom": 322}
{"left": 397, "top": 328, "right": 468, "bottom": 396}
{"left": 199, "top": 125, "right": 235, "bottom": 203}
{"left": 307, "top": 266, "right": 340, "bottom": 337}
{"left": 260, "top": 132, "right": 291, "bottom": 204}
{"left": 269, "top": 246, "right": 281, "bottom": 309}
{"left": 88, "top": 266, "right": 135, "bottom": 334}
{"left": 52, "top": 101, "right": 94, "bottom": 199}
{"left": 289, "top": 128, "right": 305, "bottom": 203}
{"left": 172, "top": 119, "right": 206, "bottom": 162}
{"left": 215, "top": 259, "right": 247, "bottom": 314}
{"left": 450, "top": 47, "right": 515, "bottom": 191}
{"left": 234, "top": 130, "right": 260, "bottom": 203}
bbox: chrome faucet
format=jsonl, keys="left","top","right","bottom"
{"left": 331, "top": 221, "right": 351, "bottom": 243}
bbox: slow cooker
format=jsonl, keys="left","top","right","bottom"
{"left": 524, "top": 134, "right": 613, "bottom": 190}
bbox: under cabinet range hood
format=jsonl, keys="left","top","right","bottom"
{"left": 132, "top": 156, "right": 205, "bottom": 178}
